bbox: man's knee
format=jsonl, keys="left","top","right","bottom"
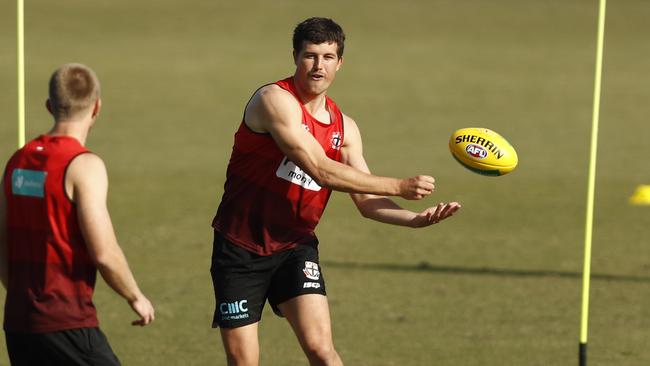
{"left": 302, "top": 340, "right": 340, "bottom": 365}
{"left": 225, "top": 351, "right": 258, "bottom": 366}
{"left": 223, "top": 341, "right": 260, "bottom": 366}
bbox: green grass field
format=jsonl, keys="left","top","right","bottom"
{"left": 1, "top": 0, "right": 649, "bottom": 365}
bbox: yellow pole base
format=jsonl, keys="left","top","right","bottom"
{"left": 629, "top": 185, "right": 650, "bottom": 205}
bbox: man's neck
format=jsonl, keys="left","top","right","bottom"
{"left": 302, "top": 94, "right": 327, "bottom": 116}
{"left": 293, "top": 84, "right": 328, "bottom": 118}
{"left": 47, "top": 120, "right": 90, "bottom": 146}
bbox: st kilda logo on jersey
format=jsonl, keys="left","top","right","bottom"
{"left": 330, "top": 132, "right": 342, "bottom": 150}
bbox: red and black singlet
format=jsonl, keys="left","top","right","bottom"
{"left": 3, "top": 135, "right": 99, "bottom": 333}
{"left": 213, "top": 77, "right": 345, "bottom": 255}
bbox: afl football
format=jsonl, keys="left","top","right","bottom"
{"left": 449, "top": 127, "right": 518, "bottom": 176}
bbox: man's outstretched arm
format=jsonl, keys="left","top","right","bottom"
{"left": 68, "top": 153, "right": 155, "bottom": 326}
{"left": 341, "top": 114, "right": 461, "bottom": 227}
{"left": 247, "top": 85, "right": 435, "bottom": 200}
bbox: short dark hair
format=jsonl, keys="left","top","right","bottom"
{"left": 293, "top": 17, "right": 345, "bottom": 58}
{"left": 48, "top": 63, "right": 100, "bottom": 120}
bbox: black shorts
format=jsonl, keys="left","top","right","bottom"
{"left": 5, "top": 327, "right": 120, "bottom": 366}
{"left": 210, "top": 232, "right": 327, "bottom": 328}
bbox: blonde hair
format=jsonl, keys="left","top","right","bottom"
{"left": 48, "top": 63, "right": 100, "bottom": 120}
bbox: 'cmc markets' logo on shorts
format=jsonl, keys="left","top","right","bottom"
{"left": 303, "top": 261, "right": 320, "bottom": 281}
{"left": 465, "top": 144, "right": 488, "bottom": 159}
{"left": 219, "top": 300, "right": 249, "bottom": 321}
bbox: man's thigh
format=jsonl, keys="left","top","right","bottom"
{"left": 211, "top": 232, "right": 283, "bottom": 328}
{"left": 267, "top": 243, "right": 327, "bottom": 316}
{"left": 219, "top": 322, "right": 260, "bottom": 365}
{"left": 276, "top": 294, "right": 334, "bottom": 346}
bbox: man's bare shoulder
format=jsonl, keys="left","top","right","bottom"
{"left": 246, "top": 84, "right": 302, "bottom": 132}
{"left": 67, "top": 153, "right": 107, "bottom": 187}
{"left": 251, "top": 84, "right": 296, "bottom": 107}
{"left": 341, "top": 113, "right": 363, "bottom": 151}
{"left": 342, "top": 112, "right": 357, "bottom": 126}
{"left": 342, "top": 113, "right": 361, "bottom": 135}
{"left": 69, "top": 152, "right": 105, "bottom": 172}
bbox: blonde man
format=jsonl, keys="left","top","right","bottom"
{"left": 0, "top": 63, "right": 154, "bottom": 365}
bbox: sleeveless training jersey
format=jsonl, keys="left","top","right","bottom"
{"left": 3, "top": 135, "right": 99, "bottom": 333}
{"left": 213, "top": 77, "right": 345, "bottom": 256}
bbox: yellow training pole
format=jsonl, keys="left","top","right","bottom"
{"left": 579, "top": 0, "right": 607, "bottom": 365}
{"left": 17, "top": 0, "right": 26, "bottom": 148}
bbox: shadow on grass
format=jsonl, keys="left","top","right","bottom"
{"left": 321, "top": 260, "right": 650, "bottom": 283}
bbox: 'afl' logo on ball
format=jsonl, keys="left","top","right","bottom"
{"left": 466, "top": 144, "right": 488, "bottom": 159}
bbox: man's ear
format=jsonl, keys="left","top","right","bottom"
{"left": 45, "top": 99, "right": 53, "bottom": 115}
{"left": 92, "top": 98, "right": 102, "bottom": 118}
